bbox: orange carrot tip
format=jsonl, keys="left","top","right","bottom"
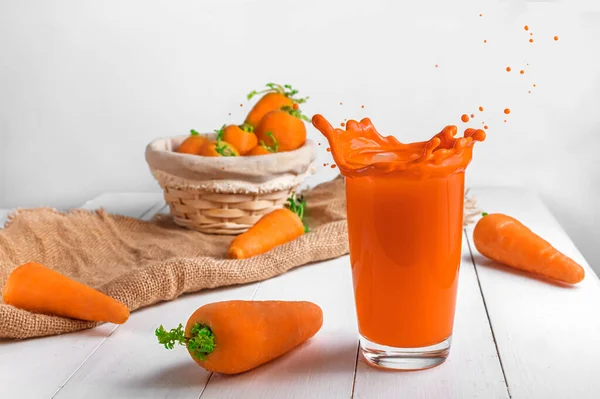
{"left": 247, "top": 82, "right": 308, "bottom": 103}
{"left": 155, "top": 300, "right": 323, "bottom": 374}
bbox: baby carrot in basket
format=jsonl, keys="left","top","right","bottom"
{"left": 176, "top": 130, "right": 206, "bottom": 155}
{"left": 255, "top": 104, "right": 308, "bottom": 152}
{"left": 199, "top": 125, "right": 240, "bottom": 157}
{"left": 2, "top": 262, "right": 130, "bottom": 323}
{"left": 248, "top": 132, "right": 279, "bottom": 156}
{"left": 155, "top": 300, "right": 323, "bottom": 374}
{"left": 227, "top": 194, "right": 307, "bottom": 259}
{"left": 245, "top": 83, "right": 308, "bottom": 128}
{"left": 222, "top": 123, "right": 257, "bottom": 155}
{"left": 473, "top": 213, "right": 585, "bottom": 284}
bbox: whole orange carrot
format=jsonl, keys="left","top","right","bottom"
{"left": 2, "top": 262, "right": 130, "bottom": 323}
{"left": 245, "top": 83, "right": 308, "bottom": 128}
{"left": 255, "top": 104, "right": 308, "bottom": 152}
{"left": 155, "top": 300, "right": 323, "bottom": 374}
{"left": 222, "top": 123, "right": 257, "bottom": 155}
{"left": 473, "top": 213, "right": 585, "bottom": 284}
{"left": 228, "top": 194, "right": 307, "bottom": 259}
{"left": 176, "top": 130, "right": 206, "bottom": 155}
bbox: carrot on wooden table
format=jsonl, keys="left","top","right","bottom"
{"left": 2, "top": 262, "right": 130, "bottom": 323}
{"left": 247, "top": 132, "right": 279, "bottom": 156}
{"left": 227, "top": 194, "right": 307, "bottom": 259}
{"left": 176, "top": 130, "right": 206, "bottom": 155}
{"left": 245, "top": 83, "right": 308, "bottom": 128}
{"left": 473, "top": 213, "right": 585, "bottom": 284}
{"left": 155, "top": 300, "right": 323, "bottom": 374}
{"left": 255, "top": 104, "right": 309, "bottom": 152}
{"left": 222, "top": 123, "right": 257, "bottom": 155}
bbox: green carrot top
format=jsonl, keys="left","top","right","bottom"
{"left": 286, "top": 194, "right": 309, "bottom": 233}
{"left": 213, "top": 124, "right": 237, "bottom": 157}
{"left": 155, "top": 323, "right": 216, "bottom": 361}
{"left": 280, "top": 104, "right": 311, "bottom": 122}
{"left": 247, "top": 83, "right": 308, "bottom": 104}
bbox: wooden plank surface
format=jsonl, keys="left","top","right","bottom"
{"left": 466, "top": 187, "right": 600, "bottom": 399}
{"left": 0, "top": 194, "right": 165, "bottom": 399}
{"left": 352, "top": 237, "right": 510, "bottom": 399}
{"left": 201, "top": 256, "right": 359, "bottom": 399}
{"left": 53, "top": 284, "right": 260, "bottom": 399}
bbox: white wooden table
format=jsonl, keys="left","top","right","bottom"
{"left": 1, "top": 188, "right": 599, "bottom": 399}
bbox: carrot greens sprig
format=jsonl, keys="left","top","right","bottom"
{"left": 155, "top": 323, "right": 216, "bottom": 361}
{"left": 247, "top": 83, "right": 308, "bottom": 104}
{"left": 286, "top": 193, "right": 308, "bottom": 232}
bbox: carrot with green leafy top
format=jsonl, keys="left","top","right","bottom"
{"left": 245, "top": 83, "right": 308, "bottom": 128}
{"left": 222, "top": 123, "right": 257, "bottom": 155}
{"left": 155, "top": 300, "right": 323, "bottom": 374}
{"left": 227, "top": 194, "right": 308, "bottom": 259}
{"left": 176, "top": 130, "right": 207, "bottom": 155}
{"left": 473, "top": 213, "right": 585, "bottom": 284}
{"left": 255, "top": 104, "right": 309, "bottom": 152}
{"left": 2, "top": 262, "right": 130, "bottom": 323}
{"left": 247, "top": 132, "right": 279, "bottom": 156}
{"left": 199, "top": 125, "right": 239, "bottom": 157}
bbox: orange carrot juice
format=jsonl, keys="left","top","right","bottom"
{"left": 312, "top": 115, "right": 485, "bottom": 370}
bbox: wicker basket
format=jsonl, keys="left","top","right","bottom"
{"left": 145, "top": 134, "right": 317, "bottom": 235}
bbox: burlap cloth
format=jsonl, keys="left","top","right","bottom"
{"left": 0, "top": 176, "right": 348, "bottom": 340}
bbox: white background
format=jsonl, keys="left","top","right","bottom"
{"left": 1, "top": 1, "right": 599, "bottom": 272}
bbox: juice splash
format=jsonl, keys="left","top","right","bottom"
{"left": 312, "top": 115, "right": 485, "bottom": 179}
{"left": 312, "top": 114, "right": 484, "bottom": 349}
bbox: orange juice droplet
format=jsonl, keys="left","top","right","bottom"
{"left": 221, "top": 167, "right": 225, "bottom": 170}
{"left": 435, "top": 64, "right": 439, "bottom": 68}
{"left": 530, "top": 32, "right": 533, "bottom": 36}
{"left": 529, "top": 38, "right": 534, "bottom": 43}
{"left": 240, "top": 104, "right": 243, "bottom": 107}
{"left": 479, "top": 13, "right": 482, "bottom": 17}
{"left": 484, "top": 39, "right": 487, "bottom": 43}
{"left": 461, "top": 114, "right": 470, "bottom": 123}
{"left": 479, "top": 106, "right": 484, "bottom": 112}
{"left": 504, "top": 108, "right": 511, "bottom": 114}
{"left": 470, "top": 114, "right": 475, "bottom": 118}
{"left": 341, "top": 122, "right": 346, "bottom": 127}
{"left": 361, "top": 105, "right": 365, "bottom": 108}
{"left": 554, "top": 36, "right": 559, "bottom": 41}
{"left": 331, "top": 164, "right": 337, "bottom": 169}
{"left": 533, "top": 84, "right": 536, "bottom": 87}
{"left": 506, "top": 66, "right": 511, "bottom": 72}
{"left": 293, "top": 103, "right": 299, "bottom": 110}
{"left": 504, "top": 120, "right": 507, "bottom": 123}
{"left": 323, "top": 163, "right": 327, "bottom": 167}
{"left": 524, "top": 25, "right": 529, "bottom": 31}
{"left": 520, "top": 70, "right": 525, "bottom": 74}
{"left": 327, "top": 147, "right": 331, "bottom": 152}
{"left": 340, "top": 102, "right": 343, "bottom": 105}
{"left": 484, "top": 125, "right": 489, "bottom": 129}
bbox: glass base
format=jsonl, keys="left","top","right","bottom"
{"left": 359, "top": 334, "right": 452, "bottom": 371}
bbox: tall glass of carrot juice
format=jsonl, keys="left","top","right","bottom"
{"left": 313, "top": 115, "right": 485, "bottom": 370}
